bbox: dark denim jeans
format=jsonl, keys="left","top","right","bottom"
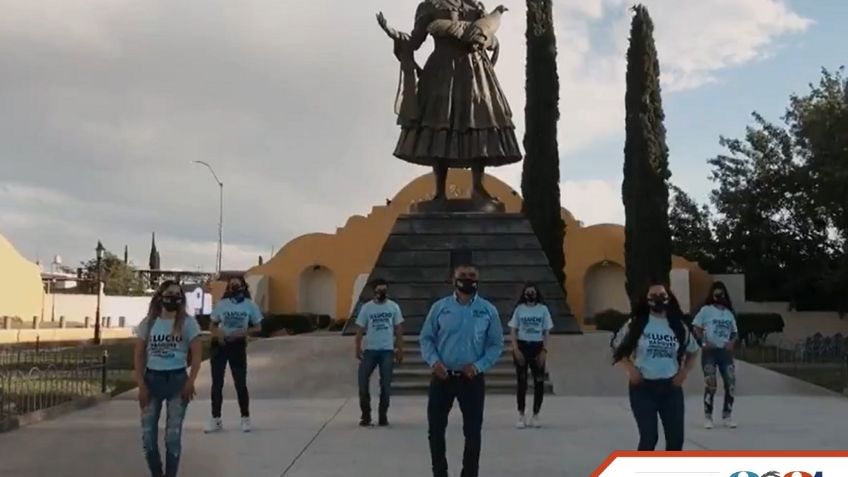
{"left": 702, "top": 348, "right": 736, "bottom": 419}
{"left": 514, "top": 340, "right": 546, "bottom": 415}
{"left": 629, "top": 378, "right": 685, "bottom": 451}
{"left": 358, "top": 349, "right": 394, "bottom": 419}
{"left": 428, "top": 374, "right": 485, "bottom": 477}
{"left": 210, "top": 338, "right": 249, "bottom": 418}
{"left": 141, "top": 369, "right": 188, "bottom": 477}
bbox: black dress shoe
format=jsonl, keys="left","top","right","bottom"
{"left": 359, "top": 417, "right": 372, "bottom": 427}
{"left": 378, "top": 415, "right": 389, "bottom": 427}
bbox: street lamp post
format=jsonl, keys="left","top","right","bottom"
{"left": 193, "top": 161, "right": 223, "bottom": 274}
{"left": 50, "top": 255, "right": 62, "bottom": 322}
{"left": 94, "top": 241, "right": 105, "bottom": 345}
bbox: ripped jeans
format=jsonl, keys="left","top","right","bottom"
{"left": 141, "top": 369, "right": 189, "bottom": 477}
{"left": 702, "top": 348, "right": 736, "bottom": 419}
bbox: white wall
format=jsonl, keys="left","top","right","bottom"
{"left": 184, "top": 288, "right": 213, "bottom": 316}
{"left": 39, "top": 293, "right": 151, "bottom": 327}
{"left": 583, "top": 262, "right": 630, "bottom": 318}
{"left": 711, "top": 274, "right": 746, "bottom": 308}
{"left": 298, "top": 267, "right": 337, "bottom": 318}
{"left": 670, "top": 268, "right": 691, "bottom": 313}
{"left": 245, "top": 274, "right": 269, "bottom": 313}
{"left": 710, "top": 273, "right": 848, "bottom": 344}
{"left": 350, "top": 273, "right": 370, "bottom": 317}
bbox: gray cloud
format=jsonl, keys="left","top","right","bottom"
{"left": 0, "top": 0, "right": 809, "bottom": 270}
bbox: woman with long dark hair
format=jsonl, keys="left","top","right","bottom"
{"left": 612, "top": 282, "right": 700, "bottom": 451}
{"left": 508, "top": 283, "right": 553, "bottom": 429}
{"left": 134, "top": 280, "right": 202, "bottom": 477}
{"left": 204, "top": 276, "right": 263, "bottom": 433}
{"left": 692, "top": 281, "right": 738, "bottom": 429}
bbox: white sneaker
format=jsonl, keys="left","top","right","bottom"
{"left": 704, "top": 418, "right": 714, "bottom": 429}
{"left": 530, "top": 414, "right": 541, "bottom": 428}
{"left": 516, "top": 413, "right": 527, "bottom": 429}
{"left": 241, "top": 416, "right": 252, "bottom": 433}
{"left": 723, "top": 418, "right": 737, "bottom": 429}
{"left": 204, "top": 417, "right": 223, "bottom": 433}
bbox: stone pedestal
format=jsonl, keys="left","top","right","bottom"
{"left": 343, "top": 211, "right": 580, "bottom": 335}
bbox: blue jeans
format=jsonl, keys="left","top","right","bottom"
{"left": 358, "top": 349, "right": 394, "bottom": 418}
{"left": 141, "top": 369, "right": 189, "bottom": 477}
{"left": 629, "top": 378, "right": 685, "bottom": 451}
{"left": 702, "top": 348, "right": 736, "bottom": 418}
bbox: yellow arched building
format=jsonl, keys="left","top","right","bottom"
{"left": 248, "top": 171, "right": 712, "bottom": 328}
{"left": 0, "top": 233, "right": 44, "bottom": 320}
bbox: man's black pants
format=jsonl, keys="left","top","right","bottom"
{"left": 427, "top": 373, "right": 485, "bottom": 477}
{"left": 210, "top": 339, "right": 250, "bottom": 418}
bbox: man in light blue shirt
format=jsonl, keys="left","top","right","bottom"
{"left": 354, "top": 278, "right": 404, "bottom": 427}
{"left": 420, "top": 263, "right": 503, "bottom": 477}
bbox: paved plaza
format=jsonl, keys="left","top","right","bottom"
{"left": 2, "top": 335, "right": 848, "bottom": 477}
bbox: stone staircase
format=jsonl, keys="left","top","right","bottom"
{"left": 342, "top": 212, "right": 581, "bottom": 336}
{"left": 392, "top": 336, "right": 553, "bottom": 396}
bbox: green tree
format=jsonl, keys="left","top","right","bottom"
{"left": 708, "top": 113, "right": 835, "bottom": 304}
{"left": 785, "top": 67, "right": 848, "bottom": 313}
{"left": 668, "top": 185, "right": 714, "bottom": 270}
{"left": 81, "top": 250, "right": 147, "bottom": 296}
{"left": 622, "top": 5, "right": 671, "bottom": 303}
{"left": 521, "top": 0, "right": 566, "bottom": 287}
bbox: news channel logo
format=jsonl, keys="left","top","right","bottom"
{"left": 730, "top": 472, "right": 823, "bottom": 477}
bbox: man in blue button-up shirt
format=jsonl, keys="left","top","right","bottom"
{"left": 420, "top": 263, "right": 504, "bottom": 477}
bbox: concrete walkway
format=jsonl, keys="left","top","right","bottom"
{"left": 2, "top": 335, "right": 848, "bottom": 477}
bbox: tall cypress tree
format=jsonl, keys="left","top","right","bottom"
{"left": 622, "top": 5, "right": 672, "bottom": 303}
{"left": 522, "top": 0, "right": 566, "bottom": 288}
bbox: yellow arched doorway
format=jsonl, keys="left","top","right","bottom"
{"left": 298, "top": 265, "right": 337, "bottom": 318}
{"left": 583, "top": 261, "right": 630, "bottom": 320}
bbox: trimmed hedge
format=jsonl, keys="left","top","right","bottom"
{"left": 736, "top": 312, "right": 784, "bottom": 345}
{"left": 260, "top": 314, "right": 315, "bottom": 336}
{"left": 198, "top": 313, "right": 333, "bottom": 336}
{"left": 593, "top": 308, "right": 697, "bottom": 333}
{"left": 593, "top": 309, "right": 630, "bottom": 333}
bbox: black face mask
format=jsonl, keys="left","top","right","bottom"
{"left": 524, "top": 293, "right": 537, "bottom": 303}
{"left": 229, "top": 286, "right": 246, "bottom": 302}
{"left": 713, "top": 292, "right": 725, "bottom": 302}
{"left": 455, "top": 278, "right": 478, "bottom": 295}
{"left": 161, "top": 296, "right": 183, "bottom": 312}
{"left": 375, "top": 290, "right": 387, "bottom": 301}
{"left": 648, "top": 294, "right": 669, "bottom": 313}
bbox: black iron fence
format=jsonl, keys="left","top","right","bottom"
{"left": 734, "top": 336, "right": 848, "bottom": 395}
{"left": 0, "top": 346, "right": 115, "bottom": 427}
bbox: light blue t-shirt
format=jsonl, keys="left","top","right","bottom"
{"left": 355, "top": 299, "right": 404, "bottom": 350}
{"left": 693, "top": 305, "right": 738, "bottom": 348}
{"left": 615, "top": 316, "right": 700, "bottom": 380}
{"left": 508, "top": 303, "right": 554, "bottom": 342}
{"left": 211, "top": 298, "right": 263, "bottom": 337}
{"left": 136, "top": 316, "right": 202, "bottom": 371}
{"left": 420, "top": 294, "right": 504, "bottom": 373}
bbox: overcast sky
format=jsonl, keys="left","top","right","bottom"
{"left": 1, "top": 0, "right": 836, "bottom": 272}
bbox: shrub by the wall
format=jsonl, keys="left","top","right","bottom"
{"left": 736, "top": 312, "right": 784, "bottom": 345}
{"left": 260, "top": 314, "right": 316, "bottom": 336}
{"left": 593, "top": 309, "right": 631, "bottom": 333}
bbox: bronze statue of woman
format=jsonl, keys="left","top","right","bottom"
{"left": 377, "top": 0, "right": 521, "bottom": 205}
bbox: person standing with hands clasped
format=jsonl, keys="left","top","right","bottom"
{"left": 612, "top": 282, "right": 700, "bottom": 451}
{"left": 204, "top": 277, "right": 263, "bottom": 434}
{"left": 692, "top": 281, "right": 739, "bottom": 429}
{"left": 354, "top": 278, "right": 404, "bottom": 427}
{"left": 508, "top": 283, "right": 554, "bottom": 429}
{"left": 134, "top": 280, "right": 202, "bottom": 477}
{"left": 420, "top": 263, "right": 504, "bottom": 477}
